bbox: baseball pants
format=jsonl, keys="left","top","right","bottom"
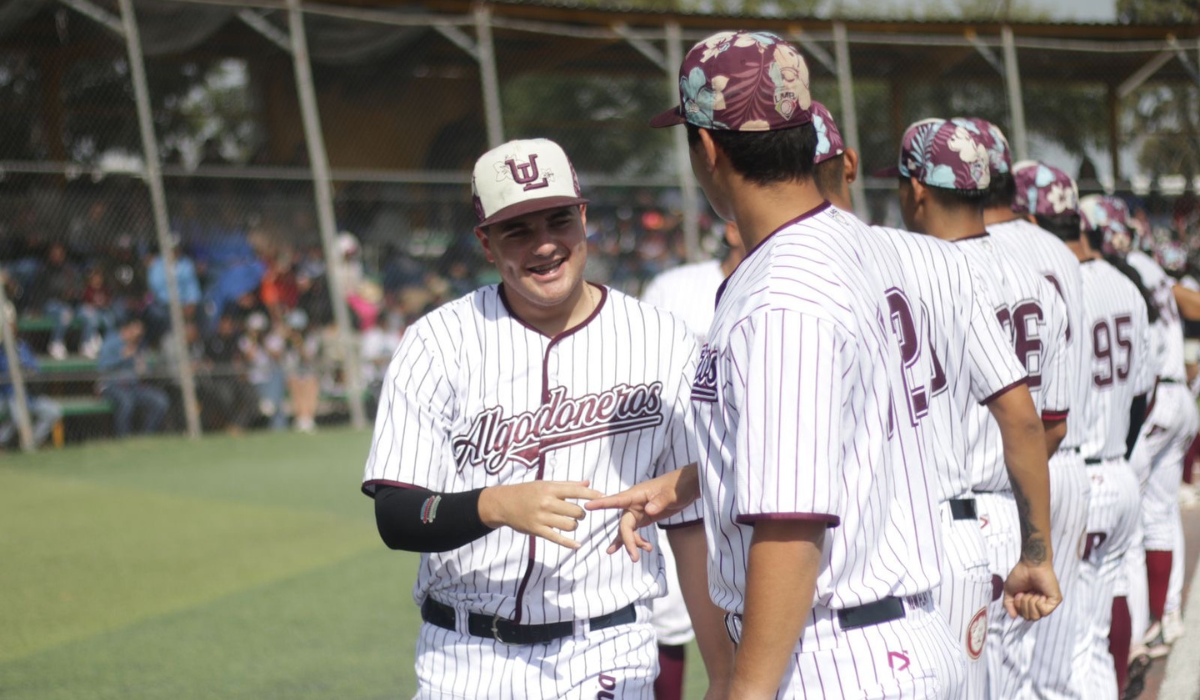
{"left": 1131, "top": 383, "right": 1199, "bottom": 553}
{"left": 933, "top": 499, "right": 992, "bottom": 700}
{"left": 413, "top": 602, "right": 656, "bottom": 699}
{"left": 650, "top": 535, "right": 695, "bottom": 647}
{"left": 1021, "top": 453, "right": 1091, "bottom": 700}
{"left": 1072, "top": 458, "right": 1140, "bottom": 700}
{"left": 975, "top": 489, "right": 1030, "bottom": 700}
{"left": 1166, "top": 513, "right": 1186, "bottom": 617}
{"left": 724, "top": 593, "right": 964, "bottom": 699}
{"left": 1119, "top": 530, "right": 1151, "bottom": 646}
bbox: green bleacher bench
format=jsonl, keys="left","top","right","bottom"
{"left": 16, "top": 316, "right": 55, "bottom": 333}
{"left": 36, "top": 357, "right": 99, "bottom": 374}
{"left": 52, "top": 397, "right": 114, "bottom": 448}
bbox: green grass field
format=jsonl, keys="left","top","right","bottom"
{"left": 0, "top": 429, "right": 707, "bottom": 699}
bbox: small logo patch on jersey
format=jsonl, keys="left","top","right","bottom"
{"left": 692, "top": 345, "right": 719, "bottom": 403}
{"left": 887, "top": 651, "right": 910, "bottom": 672}
{"left": 966, "top": 607, "right": 988, "bottom": 660}
{"left": 420, "top": 495, "right": 442, "bottom": 524}
{"left": 451, "top": 383, "right": 664, "bottom": 473}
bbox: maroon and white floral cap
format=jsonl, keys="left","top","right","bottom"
{"left": 651, "top": 30, "right": 813, "bottom": 132}
{"left": 882, "top": 118, "right": 991, "bottom": 191}
{"left": 471, "top": 139, "right": 587, "bottom": 227}
{"left": 1079, "top": 194, "right": 1134, "bottom": 256}
{"left": 1012, "top": 161, "right": 1079, "bottom": 217}
{"left": 810, "top": 101, "right": 846, "bottom": 165}
{"left": 957, "top": 117, "right": 1012, "bottom": 179}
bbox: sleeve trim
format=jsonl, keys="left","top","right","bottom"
{"left": 735, "top": 512, "right": 840, "bottom": 527}
{"left": 979, "top": 377, "right": 1028, "bottom": 405}
{"left": 362, "top": 479, "right": 426, "bottom": 498}
{"left": 658, "top": 518, "right": 704, "bottom": 531}
{"left": 1041, "top": 410, "right": 1069, "bottom": 421}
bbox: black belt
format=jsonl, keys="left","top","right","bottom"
{"left": 1160, "top": 378, "right": 1182, "bottom": 384}
{"left": 837, "top": 596, "right": 906, "bottom": 631}
{"left": 420, "top": 597, "right": 637, "bottom": 645}
{"left": 1085, "top": 457, "right": 1103, "bottom": 465}
{"left": 948, "top": 498, "right": 977, "bottom": 520}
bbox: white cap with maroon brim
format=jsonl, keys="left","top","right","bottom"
{"left": 471, "top": 138, "right": 588, "bottom": 228}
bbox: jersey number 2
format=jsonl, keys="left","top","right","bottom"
{"left": 886, "top": 289, "right": 945, "bottom": 426}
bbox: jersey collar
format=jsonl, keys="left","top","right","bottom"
{"left": 715, "top": 200, "right": 833, "bottom": 308}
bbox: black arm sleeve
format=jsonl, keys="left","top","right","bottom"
{"left": 1127, "top": 393, "right": 1149, "bottom": 460}
{"left": 373, "top": 485, "right": 495, "bottom": 553}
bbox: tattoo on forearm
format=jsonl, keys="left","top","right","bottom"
{"left": 1011, "top": 480, "right": 1047, "bottom": 565}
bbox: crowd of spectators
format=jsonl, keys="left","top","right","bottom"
{"left": 0, "top": 189, "right": 714, "bottom": 447}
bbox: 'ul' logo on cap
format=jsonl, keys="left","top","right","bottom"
{"left": 504, "top": 154, "right": 551, "bottom": 191}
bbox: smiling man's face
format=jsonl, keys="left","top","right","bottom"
{"left": 477, "top": 204, "right": 589, "bottom": 318}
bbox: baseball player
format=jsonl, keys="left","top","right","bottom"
{"left": 593, "top": 32, "right": 1060, "bottom": 699}
{"left": 1069, "top": 198, "right": 1155, "bottom": 700}
{"left": 639, "top": 223, "right": 745, "bottom": 700}
{"left": 1124, "top": 211, "right": 1199, "bottom": 661}
{"left": 979, "top": 153, "right": 1093, "bottom": 700}
{"left": 361, "top": 137, "right": 731, "bottom": 699}
{"left": 884, "top": 117, "right": 1070, "bottom": 700}
{"left": 813, "top": 104, "right": 1057, "bottom": 700}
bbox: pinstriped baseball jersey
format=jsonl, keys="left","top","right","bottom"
{"left": 1077, "top": 259, "right": 1154, "bottom": 461}
{"left": 870, "top": 226, "right": 1028, "bottom": 502}
{"left": 988, "top": 219, "right": 1087, "bottom": 450}
{"left": 693, "top": 202, "right": 938, "bottom": 614}
{"left": 1127, "top": 249, "right": 1187, "bottom": 382}
{"left": 641, "top": 260, "right": 723, "bottom": 342}
{"left": 362, "top": 284, "right": 701, "bottom": 625}
{"left": 955, "top": 233, "right": 1071, "bottom": 492}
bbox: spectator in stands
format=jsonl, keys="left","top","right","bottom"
{"left": 283, "top": 309, "right": 320, "bottom": 434}
{"left": 77, "top": 267, "right": 114, "bottom": 360}
{"left": 0, "top": 303, "right": 63, "bottom": 449}
{"left": 200, "top": 313, "right": 258, "bottom": 434}
{"left": 240, "top": 312, "right": 288, "bottom": 431}
{"left": 97, "top": 316, "right": 170, "bottom": 438}
{"left": 27, "top": 242, "right": 84, "bottom": 360}
{"left": 106, "top": 234, "right": 149, "bottom": 324}
{"left": 146, "top": 235, "right": 202, "bottom": 344}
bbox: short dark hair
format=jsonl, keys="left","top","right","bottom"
{"left": 814, "top": 156, "right": 846, "bottom": 201}
{"left": 924, "top": 183, "right": 987, "bottom": 212}
{"left": 981, "top": 171, "right": 1016, "bottom": 210}
{"left": 686, "top": 122, "right": 818, "bottom": 186}
{"left": 1034, "top": 213, "right": 1082, "bottom": 242}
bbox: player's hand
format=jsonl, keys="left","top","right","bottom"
{"left": 477, "top": 480, "right": 604, "bottom": 550}
{"left": 584, "top": 465, "right": 701, "bottom": 561}
{"left": 1003, "top": 558, "right": 1062, "bottom": 621}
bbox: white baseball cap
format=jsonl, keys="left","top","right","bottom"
{"left": 471, "top": 138, "right": 588, "bottom": 228}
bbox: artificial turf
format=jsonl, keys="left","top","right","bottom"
{"left": 0, "top": 429, "right": 708, "bottom": 699}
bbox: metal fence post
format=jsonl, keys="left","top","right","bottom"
{"left": 117, "top": 0, "right": 201, "bottom": 439}
{"left": 665, "top": 22, "right": 701, "bottom": 263}
{"left": 0, "top": 284, "right": 34, "bottom": 452}
{"left": 832, "top": 22, "right": 867, "bottom": 220}
{"left": 286, "top": 0, "right": 367, "bottom": 430}
{"left": 1001, "top": 26, "right": 1029, "bottom": 162}
{"left": 475, "top": 3, "right": 504, "bottom": 149}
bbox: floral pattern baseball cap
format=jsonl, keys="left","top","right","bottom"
{"left": 957, "top": 117, "right": 1012, "bottom": 179}
{"left": 1154, "top": 236, "right": 1188, "bottom": 276}
{"left": 1011, "top": 161, "right": 1079, "bottom": 217}
{"left": 887, "top": 118, "right": 991, "bottom": 191}
{"left": 651, "top": 30, "right": 813, "bottom": 131}
{"left": 810, "top": 101, "right": 846, "bottom": 165}
{"left": 1079, "top": 194, "right": 1133, "bottom": 256}
{"left": 471, "top": 138, "right": 587, "bottom": 227}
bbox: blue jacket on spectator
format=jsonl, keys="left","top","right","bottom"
{"left": 97, "top": 332, "right": 140, "bottom": 390}
{"left": 147, "top": 255, "right": 202, "bottom": 307}
{"left": 0, "top": 340, "right": 39, "bottom": 400}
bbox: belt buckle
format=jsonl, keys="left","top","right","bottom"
{"left": 491, "top": 610, "right": 517, "bottom": 646}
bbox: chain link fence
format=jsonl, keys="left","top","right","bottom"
{"left": 1, "top": 0, "right": 1198, "bottom": 448}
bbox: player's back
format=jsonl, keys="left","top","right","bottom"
{"left": 1127, "top": 249, "right": 1187, "bottom": 383}
{"left": 695, "top": 202, "right": 932, "bottom": 612}
{"left": 988, "top": 218, "right": 1087, "bottom": 449}
{"left": 1077, "top": 259, "right": 1154, "bottom": 461}
{"left": 641, "top": 259, "right": 724, "bottom": 341}
{"left": 955, "top": 233, "right": 1071, "bottom": 491}
{"left": 870, "top": 225, "right": 1026, "bottom": 502}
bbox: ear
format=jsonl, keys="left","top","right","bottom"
{"left": 578, "top": 203, "right": 588, "bottom": 227}
{"left": 910, "top": 177, "right": 927, "bottom": 208}
{"left": 474, "top": 227, "right": 494, "bottom": 263}
{"left": 697, "top": 128, "right": 720, "bottom": 173}
{"left": 842, "top": 148, "right": 860, "bottom": 185}
{"left": 1026, "top": 214, "right": 1037, "bottom": 225}
{"left": 724, "top": 220, "right": 743, "bottom": 251}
